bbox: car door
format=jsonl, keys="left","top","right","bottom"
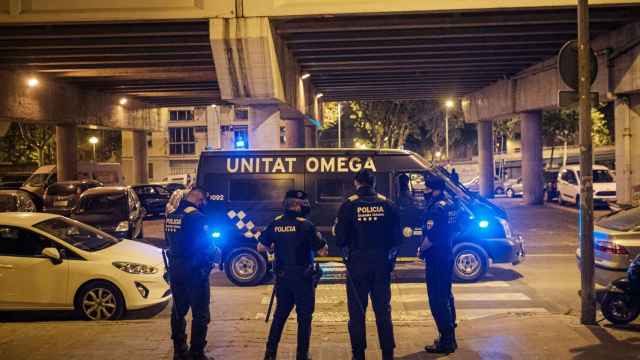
{"left": 0, "top": 225, "right": 69, "bottom": 309}
{"left": 393, "top": 172, "right": 428, "bottom": 257}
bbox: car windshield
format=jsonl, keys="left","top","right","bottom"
{"left": 25, "top": 173, "right": 49, "bottom": 187}
{"left": 34, "top": 217, "right": 121, "bottom": 251}
{"left": 154, "top": 186, "right": 170, "bottom": 196}
{"left": 597, "top": 207, "right": 640, "bottom": 232}
{"left": 46, "top": 183, "right": 77, "bottom": 196}
{"left": 577, "top": 169, "right": 613, "bottom": 183}
{"left": 77, "top": 193, "right": 127, "bottom": 217}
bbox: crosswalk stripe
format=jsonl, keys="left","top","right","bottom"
{"left": 260, "top": 292, "right": 530, "bottom": 305}
{"left": 256, "top": 308, "right": 549, "bottom": 322}
{"left": 267, "top": 281, "right": 511, "bottom": 292}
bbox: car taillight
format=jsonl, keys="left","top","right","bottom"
{"left": 595, "top": 240, "right": 629, "bottom": 255}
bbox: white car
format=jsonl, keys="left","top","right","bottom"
{"left": 463, "top": 176, "right": 505, "bottom": 195}
{"left": 557, "top": 164, "right": 616, "bottom": 207}
{"left": 0, "top": 213, "right": 171, "bottom": 320}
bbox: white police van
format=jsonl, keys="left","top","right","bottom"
{"left": 196, "top": 149, "right": 525, "bottom": 286}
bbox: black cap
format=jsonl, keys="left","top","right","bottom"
{"left": 426, "top": 176, "right": 446, "bottom": 191}
{"left": 354, "top": 169, "right": 375, "bottom": 186}
{"left": 285, "top": 190, "right": 308, "bottom": 200}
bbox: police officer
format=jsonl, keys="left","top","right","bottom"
{"left": 258, "top": 190, "right": 328, "bottom": 360}
{"left": 418, "top": 176, "right": 458, "bottom": 354}
{"left": 165, "top": 188, "right": 217, "bottom": 360}
{"left": 334, "top": 169, "right": 402, "bottom": 360}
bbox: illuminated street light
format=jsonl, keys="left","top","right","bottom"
{"left": 88, "top": 136, "right": 99, "bottom": 161}
{"left": 119, "top": 97, "right": 128, "bottom": 105}
{"left": 444, "top": 99, "right": 455, "bottom": 161}
{"left": 301, "top": 73, "right": 311, "bottom": 80}
{"left": 210, "top": 104, "right": 217, "bottom": 108}
{"left": 445, "top": 99, "right": 455, "bottom": 109}
{"left": 27, "top": 77, "right": 39, "bottom": 88}
{"left": 315, "top": 93, "right": 324, "bottom": 99}
{"left": 435, "top": 151, "right": 442, "bottom": 158}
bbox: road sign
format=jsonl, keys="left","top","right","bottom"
{"left": 558, "top": 40, "right": 598, "bottom": 91}
{"left": 558, "top": 91, "right": 599, "bottom": 107}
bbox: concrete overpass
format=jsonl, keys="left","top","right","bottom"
{"left": 2, "top": 0, "right": 640, "bottom": 203}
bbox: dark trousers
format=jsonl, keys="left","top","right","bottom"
{"left": 170, "top": 266, "right": 211, "bottom": 353}
{"left": 425, "top": 258, "right": 456, "bottom": 343}
{"left": 266, "top": 274, "right": 315, "bottom": 359}
{"left": 346, "top": 259, "right": 395, "bottom": 355}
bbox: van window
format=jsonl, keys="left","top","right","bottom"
{"left": 229, "top": 179, "right": 293, "bottom": 202}
{"left": 317, "top": 178, "right": 354, "bottom": 203}
{"left": 396, "top": 172, "right": 427, "bottom": 209}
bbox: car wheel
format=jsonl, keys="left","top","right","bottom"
{"left": 506, "top": 188, "right": 514, "bottom": 198}
{"left": 453, "top": 246, "right": 488, "bottom": 283}
{"left": 76, "top": 281, "right": 125, "bottom": 321}
{"left": 224, "top": 247, "right": 267, "bottom": 286}
{"left": 601, "top": 292, "right": 640, "bottom": 325}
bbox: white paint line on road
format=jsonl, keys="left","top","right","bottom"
{"left": 525, "top": 254, "right": 576, "bottom": 257}
{"left": 260, "top": 292, "right": 531, "bottom": 305}
{"left": 255, "top": 308, "right": 549, "bottom": 322}
{"left": 264, "top": 281, "right": 511, "bottom": 293}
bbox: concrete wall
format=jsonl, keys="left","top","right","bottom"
{"left": 0, "top": 70, "right": 162, "bottom": 131}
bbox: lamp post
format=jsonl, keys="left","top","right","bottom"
{"left": 89, "top": 136, "right": 99, "bottom": 162}
{"left": 444, "top": 99, "right": 454, "bottom": 161}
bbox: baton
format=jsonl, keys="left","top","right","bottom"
{"left": 265, "top": 252, "right": 277, "bottom": 323}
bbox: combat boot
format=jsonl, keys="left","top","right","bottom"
{"left": 424, "top": 337, "right": 456, "bottom": 355}
{"left": 173, "top": 342, "right": 190, "bottom": 360}
{"left": 190, "top": 350, "right": 215, "bottom": 360}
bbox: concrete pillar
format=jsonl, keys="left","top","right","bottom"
{"left": 249, "top": 105, "right": 281, "bottom": 149}
{"left": 282, "top": 118, "right": 304, "bottom": 148}
{"left": 0, "top": 121, "right": 10, "bottom": 136}
{"left": 55, "top": 125, "right": 77, "bottom": 181}
{"left": 206, "top": 106, "right": 221, "bottom": 150}
{"left": 478, "top": 121, "right": 494, "bottom": 198}
{"left": 520, "top": 111, "right": 544, "bottom": 205}
{"left": 132, "top": 130, "right": 148, "bottom": 184}
{"left": 305, "top": 125, "right": 317, "bottom": 148}
{"left": 615, "top": 95, "right": 640, "bottom": 206}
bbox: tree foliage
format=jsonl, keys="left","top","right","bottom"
{"left": 0, "top": 122, "right": 55, "bottom": 166}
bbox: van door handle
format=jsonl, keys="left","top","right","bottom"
{"left": 0, "top": 264, "right": 14, "bottom": 269}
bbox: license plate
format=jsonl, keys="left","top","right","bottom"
{"left": 54, "top": 200, "right": 68, "bottom": 207}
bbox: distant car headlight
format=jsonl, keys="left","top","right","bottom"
{"left": 498, "top": 218, "right": 513, "bottom": 239}
{"left": 115, "top": 221, "right": 129, "bottom": 232}
{"left": 113, "top": 261, "right": 158, "bottom": 274}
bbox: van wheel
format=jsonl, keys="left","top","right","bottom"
{"left": 75, "top": 281, "right": 125, "bottom": 321}
{"left": 224, "top": 248, "right": 267, "bottom": 286}
{"left": 453, "top": 246, "right": 488, "bottom": 283}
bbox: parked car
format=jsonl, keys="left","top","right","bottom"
{"left": 544, "top": 169, "right": 560, "bottom": 202}
{"left": 0, "top": 213, "right": 170, "bottom": 320}
{"left": 0, "top": 173, "right": 30, "bottom": 190}
{"left": 43, "top": 180, "right": 103, "bottom": 217}
{"left": 71, "top": 187, "right": 145, "bottom": 239}
{"left": 463, "top": 176, "right": 505, "bottom": 195}
{"left": 22, "top": 162, "right": 123, "bottom": 199}
{"left": 131, "top": 184, "right": 171, "bottom": 217}
{"left": 151, "top": 182, "right": 186, "bottom": 194}
{"left": 161, "top": 174, "right": 192, "bottom": 187}
{"left": 504, "top": 178, "right": 524, "bottom": 198}
{"left": 576, "top": 205, "right": 640, "bottom": 287}
{"left": 557, "top": 165, "right": 616, "bottom": 208}
{"left": 0, "top": 189, "right": 37, "bottom": 212}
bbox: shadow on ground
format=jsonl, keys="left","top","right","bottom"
{"left": 0, "top": 301, "right": 169, "bottom": 323}
{"left": 570, "top": 324, "right": 640, "bottom": 359}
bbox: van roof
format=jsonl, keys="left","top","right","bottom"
{"left": 201, "top": 148, "right": 418, "bottom": 157}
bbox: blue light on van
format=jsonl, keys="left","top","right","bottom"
{"left": 478, "top": 220, "right": 489, "bottom": 229}
{"left": 212, "top": 231, "right": 221, "bottom": 239}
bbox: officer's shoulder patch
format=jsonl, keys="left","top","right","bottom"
{"left": 184, "top": 206, "right": 198, "bottom": 214}
{"left": 296, "top": 217, "right": 306, "bottom": 222}
{"left": 274, "top": 215, "right": 284, "bottom": 221}
{"left": 376, "top": 194, "right": 387, "bottom": 201}
{"left": 347, "top": 194, "right": 360, "bottom": 202}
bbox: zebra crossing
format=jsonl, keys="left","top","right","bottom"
{"left": 255, "top": 263, "right": 549, "bottom": 323}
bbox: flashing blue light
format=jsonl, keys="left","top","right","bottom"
{"left": 235, "top": 140, "right": 246, "bottom": 148}
{"left": 212, "top": 231, "right": 221, "bottom": 239}
{"left": 478, "top": 220, "right": 489, "bottom": 229}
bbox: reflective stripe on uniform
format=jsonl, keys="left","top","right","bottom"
{"left": 348, "top": 194, "right": 359, "bottom": 202}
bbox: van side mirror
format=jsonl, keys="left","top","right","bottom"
{"left": 42, "top": 247, "right": 62, "bottom": 265}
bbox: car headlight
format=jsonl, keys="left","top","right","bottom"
{"left": 498, "top": 218, "right": 513, "bottom": 239}
{"left": 113, "top": 261, "right": 158, "bottom": 274}
{"left": 115, "top": 221, "right": 129, "bottom": 232}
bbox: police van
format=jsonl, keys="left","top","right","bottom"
{"left": 196, "top": 149, "right": 525, "bottom": 286}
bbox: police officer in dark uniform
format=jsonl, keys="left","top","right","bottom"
{"left": 165, "top": 188, "right": 217, "bottom": 360}
{"left": 418, "top": 176, "right": 459, "bottom": 354}
{"left": 334, "top": 169, "right": 402, "bottom": 360}
{"left": 257, "top": 190, "right": 328, "bottom": 360}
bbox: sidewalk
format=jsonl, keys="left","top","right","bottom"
{"left": 2, "top": 312, "right": 639, "bottom": 359}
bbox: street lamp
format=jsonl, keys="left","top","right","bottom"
{"left": 88, "top": 136, "right": 99, "bottom": 161}
{"left": 27, "top": 77, "right": 39, "bottom": 88}
{"left": 119, "top": 97, "right": 128, "bottom": 105}
{"left": 301, "top": 73, "right": 311, "bottom": 80}
{"left": 444, "top": 99, "right": 455, "bottom": 161}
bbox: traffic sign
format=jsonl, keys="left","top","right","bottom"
{"left": 558, "top": 40, "right": 598, "bottom": 91}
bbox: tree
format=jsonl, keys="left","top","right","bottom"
{"left": 18, "top": 123, "right": 56, "bottom": 166}
{"left": 0, "top": 123, "right": 55, "bottom": 166}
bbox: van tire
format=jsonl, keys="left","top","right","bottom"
{"left": 452, "top": 245, "right": 488, "bottom": 283}
{"left": 224, "top": 248, "right": 267, "bottom": 287}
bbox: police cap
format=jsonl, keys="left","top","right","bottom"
{"left": 426, "top": 176, "right": 446, "bottom": 191}
{"left": 354, "top": 169, "right": 376, "bottom": 186}
{"left": 284, "top": 189, "right": 308, "bottom": 200}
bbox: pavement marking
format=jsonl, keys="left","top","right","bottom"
{"left": 263, "top": 281, "right": 511, "bottom": 293}
{"left": 255, "top": 308, "right": 549, "bottom": 322}
{"left": 260, "top": 292, "right": 531, "bottom": 305}
{"left": 526, "top": 253, "right": 576, "bottom": 258}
